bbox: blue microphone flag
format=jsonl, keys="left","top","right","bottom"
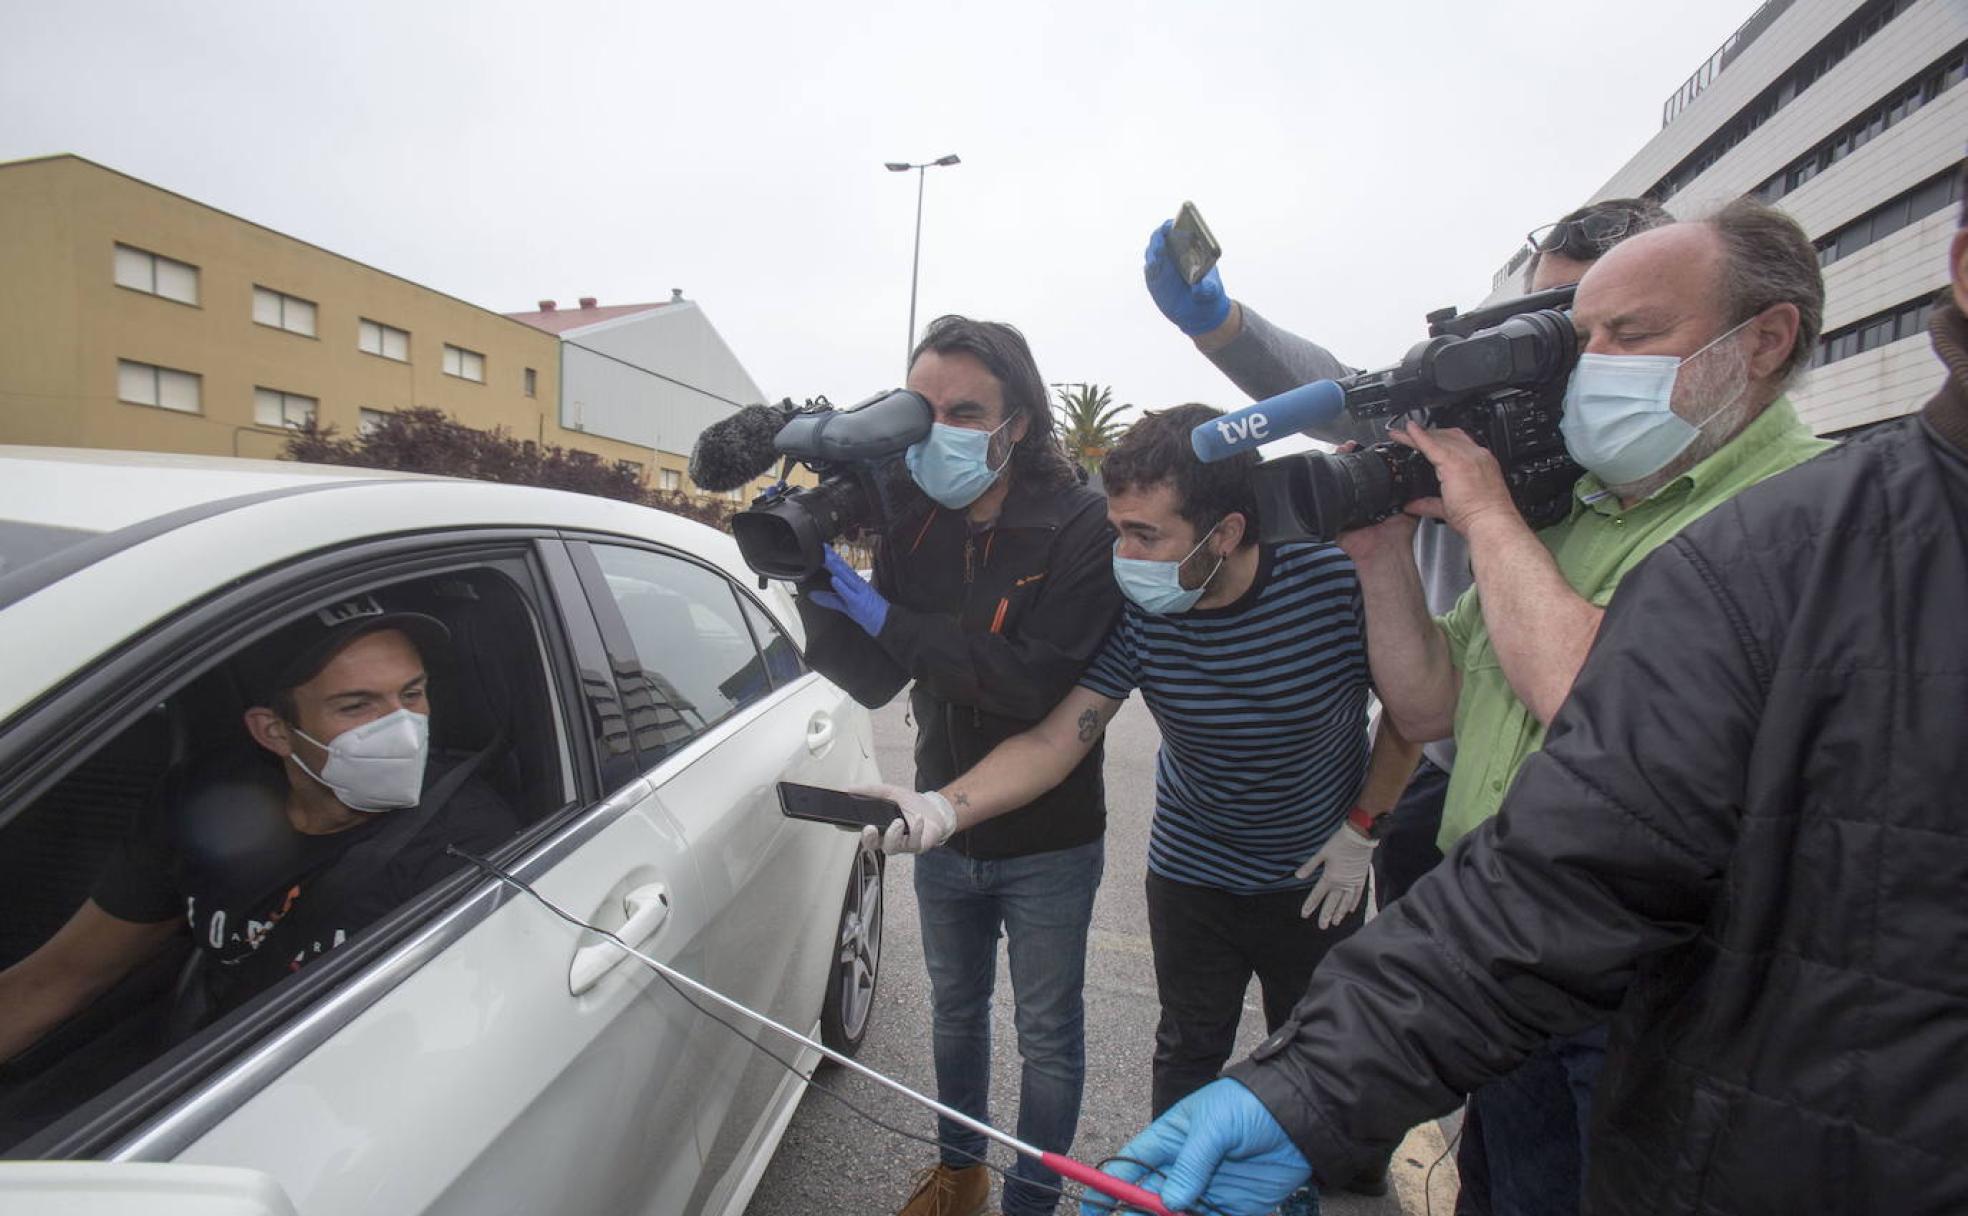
{"left": 1189, "top": 380, "right": 1346, "bottom": 463}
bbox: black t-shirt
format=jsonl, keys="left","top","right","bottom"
{"left": 91, "top": 749, "right": 517, "bottom": 1008}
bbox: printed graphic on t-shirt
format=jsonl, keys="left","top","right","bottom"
{"left": 190, "top": 871, "right": 354, "bottom": 978}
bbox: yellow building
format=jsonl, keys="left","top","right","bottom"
{"left": 0, "top": 154, "right": 668, "bottom": 472}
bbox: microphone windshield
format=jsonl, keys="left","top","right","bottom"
{"left": 689, "top": 403, "right": 790, "bottom": 492}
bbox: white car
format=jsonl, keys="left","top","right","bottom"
{"left": 0, "top": 447, "right": 885, "bottom": 1215}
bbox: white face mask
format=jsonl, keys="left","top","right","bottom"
{"left": 905, "top": 416, "right": 1014, "bottom": 509}
{"left": 1560, "top": 318, "right": 1752, "bottom": 488}
{"left": 1111, "top": 520, "right": 1225, "bottom": 616}
{"left": 289, "top": 708, "right": 430, "bottom": 813}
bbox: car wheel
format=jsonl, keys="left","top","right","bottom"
{"left": 819, "top": 839, "right": 882, "bottom": 1058}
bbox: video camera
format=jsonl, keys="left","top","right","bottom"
{"left": 689, "top": 390, "right": 933, "bottom": 582}
{"left": 1253, "top": 283, "right": 1582, "bottom": 542}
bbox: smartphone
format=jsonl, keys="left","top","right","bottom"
{"left": 777, "top": 781, "right": 902, "bottom": 832}
{"left": 1169, "top": 201, "right": 1222, "bottom": 286}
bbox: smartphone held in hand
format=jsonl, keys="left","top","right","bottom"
{"left": 777, "top": 781, "right": 903, "bottom": 832}
{"left": 1169, "top": 200, "right": 1222, "bottom": 286}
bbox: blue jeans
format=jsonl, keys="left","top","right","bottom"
{"left": 1461, "top": 1023, "right": 1610, "bottom": 1216}
{"left": 914, "top": 839, "right": 1104, "bottom": 1216}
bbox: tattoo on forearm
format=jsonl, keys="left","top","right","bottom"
{"left": 1077, "top": 707, "right": 1100, "bottom": 742}
{"left": 954, "top": 793, "right": 970, "bottom": 809}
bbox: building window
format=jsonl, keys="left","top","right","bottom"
{"left": 1734, "top": 47, "right": 1965, "bottom": 208}
{"left": 359, "top": 319, "right": 410, "bottom": 362}
{"left": 1647, "top": 0, "right": 1929, "bottom": 201}
{"left": 254, "top": 387, "right": 318, "bottom": 429}
{"left": 616, "top": 459, "right": 644, "bottom": 478}
{"left": 1814, "top": 168, "right": 1962, "bottom": 268}
{"left": 252, "top": 286, "right": 317, "bottom": 337}
{"left": 659, "top": 469, "right": 681, "bottom": 492}
{"left": 359, "top": 408, "right": 390, "bottom": 436}
{"left": 1810, "top": 296, "right": 1937, "bottom": 370}
{"left": 443, "top": 344, "right": 486, "bottom": 383}
{"left": 112, "top": 244, "right": 199, "bottom": 305}
{"left": 117, "top": 359, "right": 201, "bottom": 413}
{"left": 524, "top": 367, "right": 537, "bottom": 397}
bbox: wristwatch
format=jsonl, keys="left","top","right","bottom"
{"left": 1346, "top": 804, "right": 1391, "bottom": 840}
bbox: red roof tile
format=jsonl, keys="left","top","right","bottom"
{"left": 505, "top": 300, "right": 678, "bottom": 334}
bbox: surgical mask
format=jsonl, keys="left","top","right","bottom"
{"left": 289, "top": 708, "right": 430, "bottom": 813}
{"left": 1560, "top": 318, "right": 1752, "bottom": 488}
{"left": 906, "top": 417, "right": 1013, "bottom": 509}
{"left": 1112, "top": 521, "right": 1225, "bottom": 616}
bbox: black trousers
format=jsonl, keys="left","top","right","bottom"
{"left": 1373, "top": 757, "right": 1449, "bottom": 907}
{"left": 1144, "top": 869, "right": 1367, "bottom": 1117}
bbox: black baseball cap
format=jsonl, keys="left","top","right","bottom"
{"left": 238, "top": 591, "right": 450, "bottom": 707}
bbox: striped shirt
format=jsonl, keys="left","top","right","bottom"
{"left": 1079, "top": 542, "right": 1370, "bottom": 894}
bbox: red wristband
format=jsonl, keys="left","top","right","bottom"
{"left": 1347, "top": 804, "right": 1387, "bottom": 838}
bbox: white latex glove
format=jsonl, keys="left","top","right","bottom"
{"left": 1296, "top": 824, "right": 1378, "bottom": 929}
{"left": 851, "top": 783, "right": 957, "bottom": 855}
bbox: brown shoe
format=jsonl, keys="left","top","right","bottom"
{"left": 898, "top": 1162, "right": 990, "bottom": 1216}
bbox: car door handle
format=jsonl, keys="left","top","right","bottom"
{"left": 805, "top": 711, "right": 837, "bottom": 755}
{"left": 568, "top": 883, "right": 670, "bottom": 996}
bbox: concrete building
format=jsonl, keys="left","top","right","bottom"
{"left": 1486, "top": 0, "right": 1965, "bottom": 435}
{"left": 506, "top": 296, "right": 770, "bottom": 501}
{"left": 0, "top": 154, "right": 766, "bottom": 490}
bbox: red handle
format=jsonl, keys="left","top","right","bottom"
{"left": 1041, "top": 1151, "right": 1177, "bottom": 1216}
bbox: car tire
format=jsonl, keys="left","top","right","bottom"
{"left": 819, "top": 839, "right": 883, "bottom": 1059}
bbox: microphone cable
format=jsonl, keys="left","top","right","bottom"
{"left": 446, "top": 847, "right": 1234, "bottom": 1215}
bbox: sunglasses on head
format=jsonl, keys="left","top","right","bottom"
{"left": 1525, "top": 209, "right": 1643, "bottom": 261}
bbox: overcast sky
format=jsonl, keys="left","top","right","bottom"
{"left": 3, "top": 0, "right": 1753, "bottom": 430}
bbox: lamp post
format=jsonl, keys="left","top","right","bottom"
{"left": 885, "top": 154, "right": 961, "bottom": 365}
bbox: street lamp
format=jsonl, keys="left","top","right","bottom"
{"left": 885, "top": 154, "right": 961, "bottom": 365}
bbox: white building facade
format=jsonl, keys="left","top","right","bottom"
{"left": 508, "top": 295, "right": 770, "bottom": 496}
{"left": 1488, "top": 0, "right": 1966, "bottom": 435}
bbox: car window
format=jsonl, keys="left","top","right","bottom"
{"left": 589, "top": 546, "right": 773, "bottom": 762}
{"left": 0, "top": 563, "right": 559, "bottom": 1153}
{"left": 734, "top": 589, "right": 806, "bottom": 688}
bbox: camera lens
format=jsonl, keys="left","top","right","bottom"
{"left": 1253, "top": 444, "right": 1424, "bottom": 542}
{"left": 730, "top": 475, "right": 875, "bottom": 581}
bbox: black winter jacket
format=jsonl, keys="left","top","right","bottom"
{"left": 1229, "top": 304, "right": 1968, "bottom": 1215}
{"left": 799, "top": 474, "right": 1121, "bottom": 859}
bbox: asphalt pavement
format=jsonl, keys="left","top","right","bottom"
{"left": 748, "top": 697, "right": 1459, "bottom": 1216}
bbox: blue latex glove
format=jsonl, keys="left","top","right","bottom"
{"left": 806, "top": 547, "right": 890, "bottom": 637}
{"left": 1079, "top": 1079, "right": 1312, "bottom": 1216}
{"left": 1144, "top": 219, "right": 1232, "bottom": 337}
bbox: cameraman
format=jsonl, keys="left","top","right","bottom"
{"left": 1143, "top": 198, "right": 1669, "bottom": 912}
{"left": 1343, "top": 199, "right": 1827, "bottom": 1211}
{"left": 798, "top": 315, "right": 1121, "bottom": 1216}
{"left": 1146, "top": 199, "right": 1672, "bottom": 1213}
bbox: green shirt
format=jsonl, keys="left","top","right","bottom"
{"left": 1434, "top": 396, "right": 1831, "bottom": 849}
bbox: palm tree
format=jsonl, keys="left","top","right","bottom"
{"left": 1052, "top": 383, "right": 1129, "bottom": 473}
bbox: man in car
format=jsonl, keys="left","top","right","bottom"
{"left": 0, "top": 592, "right": 517, "bottom": 1061}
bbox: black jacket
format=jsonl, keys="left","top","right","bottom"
{"left": 800, "top": 474, "right": 1121, "bottom": 859}
{"left": 1229, "top": 305, "right": 1968, "bottom": 1214}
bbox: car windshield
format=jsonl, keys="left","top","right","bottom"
{"left": 0, "top": 520, "right": 102, "bottom": 580}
